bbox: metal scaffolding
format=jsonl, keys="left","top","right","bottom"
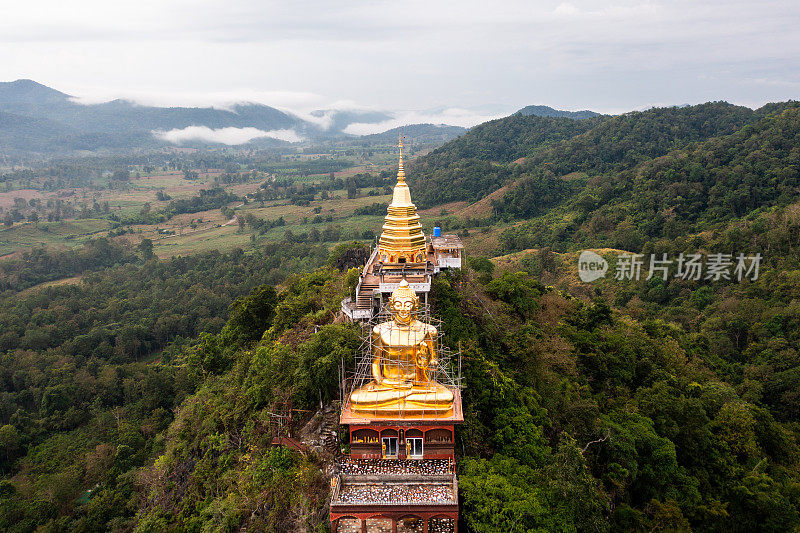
{"left": 340, "top": 300, "right": 462, "bottom": 421}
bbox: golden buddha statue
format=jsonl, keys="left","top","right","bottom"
{"left": 350, "top": 280, "right": 454, "bottom": 417}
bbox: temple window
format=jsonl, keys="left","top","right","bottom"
{"left": 425, "top": 429, "right": 452, "bottom": 444}
{"left": 407, "top": 437, "right": 423, "bottom": 458}
{"left": 352, "top": 428, "right": 379, "bottom": 444}
{"left": 381, "top": 436, "right": 399, "bottom": 458}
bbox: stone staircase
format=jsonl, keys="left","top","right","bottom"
{"left": 320, "top": 403, "right": 340, "bottom": 453}
{"left": 356, "top": 281, "right": 378, "bottom": 309}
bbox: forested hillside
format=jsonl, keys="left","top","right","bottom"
{"left": 498, "top": 104, "right": 800, "bottom": 251}
{"left": 408, "top": 101, "right": 785, "bottom": 210}
{"left": 2, "top": 100, "right": 800, "bottom": 532}
{"left": 407, "top": 113, "right": 599, "bottom": 207}
{"left": 0, "top": 240, "right": 335, "bottom": 531}
{"left": 6, "top": 254, "right": 800, "bottom": 531}
{"left": 516, "top": 104, "right": 602, "bottom": 120}
{"left": 512, "top": 101, "right": 759, "bottom": 177}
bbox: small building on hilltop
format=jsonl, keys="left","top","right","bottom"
{"left": 341, "top": 135, "right": 463, "bottom": 322}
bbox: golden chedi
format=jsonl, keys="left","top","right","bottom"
{"left": 350, "top": 280, "right": 454, "bottom": 416}
{"left": 378, "top": 134, "right": 427, "bottom": 264}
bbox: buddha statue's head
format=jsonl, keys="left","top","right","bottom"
{"left": 389, "top": 279, "right": 419, "bottom": 325}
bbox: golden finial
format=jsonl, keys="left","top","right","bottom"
{"left": 397, "top": 130, "right": 405, "bottom": 182}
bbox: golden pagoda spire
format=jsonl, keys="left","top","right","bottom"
{"left": 378, "top": 130, "right": 427, "bottom": 264}
{"left": 397, "top": 131, "right": 405, "bottom": 182}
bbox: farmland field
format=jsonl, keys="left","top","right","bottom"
{"left": 0, "top": 145, "right": 451, "bottom": 265}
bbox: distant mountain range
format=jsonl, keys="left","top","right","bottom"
{"left": 359, "top": 124, "right": 467, "bottom": 144}
{"left": 0, "top": 79, "right": 608, "bottom": 156}
{"left": 516, "top": 104, "right": 602, "bottom": 120}
{"left": 0, "top": 80, "right": 470, "bottom": 156}
{"left": 0, "top": 80, "right": 299, "bottom": 150}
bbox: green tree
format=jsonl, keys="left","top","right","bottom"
{"left": 137, "top": 238, "right": 154, "bottom": 260}
{"left": 220, "top": 285, "right": 278, "bottom": 347}
{"left": 486, "top": 271, "right": 545, "bottom": 318}
{"left": 469, "top": 256, "right": 495, "bottom": 284}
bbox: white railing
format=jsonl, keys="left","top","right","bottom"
{"left": 353, "top": 246, "right": 381, "bottom": 304}
{"left": 378, "top": 282, "right": 431, "bottom": 293}
{"left": 341, "top": 298, "right": 372, "bottom": 320}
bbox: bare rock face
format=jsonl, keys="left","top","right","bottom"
{"left": 298, "top": 402, "right": 342, "bottom": 460}
{"left": 332, "top": 245, "right": 370, "bottom": 271}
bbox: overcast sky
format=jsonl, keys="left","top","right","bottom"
{"left": 2, "top": 0, "right": 799, "bottom": 124}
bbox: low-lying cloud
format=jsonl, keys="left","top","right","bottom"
{"left": 153, "top": 126, "right": 303, "bottom": 145}
{"left": 71, "top": 88, "right": 326, "bottom": 111}
{"left": 343, "top": 108, "right": 508, "bottom": 136}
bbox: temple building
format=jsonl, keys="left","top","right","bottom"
{"left": 332, "top": 141, "right": 465, "bottom": 530}
{"left": 341, "top": 136, "right": 463, "bottom": 322}
{"left": 331, "top": 280, "right": 463, "bottom": 532}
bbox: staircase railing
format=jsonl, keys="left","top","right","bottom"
{"left": 354, "top": 246, "right": 380, "bottom": 305}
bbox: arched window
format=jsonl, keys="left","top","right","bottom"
{"left": 397, "top": 515, "right": 424, "bottom": 533}
{"left": 352, "top": 428, "right": 379, "bottom": 444}
{"left": 425, "top": 428, "right": 452, "bottom": 444}
{"left": 366, "top": 516, "right": 392, "bottom": 532}
{"left": 337, "top": 517, "right": 360, "bottom": 533}
{"left": 429, "top": 516, "right": 455, "bottom": 533}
